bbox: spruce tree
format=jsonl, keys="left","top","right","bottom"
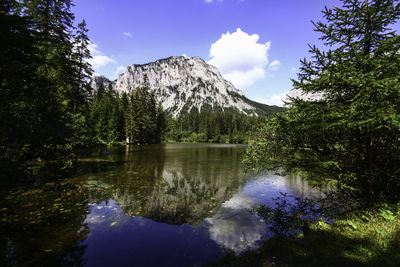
{"left": 71, "top": 19, "right": 93, "bottom": 112}
{"left": 0, "top": 0, "right": 38, "bottom": 169}
{"left": 245, "top": 0, "right": 400, "bottom": 203}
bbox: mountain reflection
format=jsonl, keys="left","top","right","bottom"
{"left": 80, "top": 144, "right": 248, "bottom": 225}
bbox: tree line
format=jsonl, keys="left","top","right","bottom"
{"left": 166, "top": 111, "right": 266, "bottom": 143}
{"left": 89, "top": 84, "right": 165, "bottom": 145}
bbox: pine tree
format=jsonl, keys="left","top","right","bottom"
{"left": 0, "top": 0, "right": 38, "bottom": 169}
{"left": 71, "top": 19, "right": 93, "bottom": 112}
{"left": 245, "top": 0, "right": 400, "bottom": 203}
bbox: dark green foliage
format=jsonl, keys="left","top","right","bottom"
{"left": 227, "top": 91, "right": 284, "bottom": 117}
{"left": 245, "top": 0, "right": 400, "bottom": 203}
{"left": 0, "top": 0, "right": 88, "bottom": 174}
{"left": 89, "top": 84, "right": 124, "bottom": 143}
{"left": 0, "top": 1, "right": 40, "bottom": 169}
{"left": 124, "top": 86, "right": 165, "bottom": 144}
{"left": 90, "top": 85, "right": 166, "bottom": 145}
{"left": 0, "top": 0, "right": 101, "bottom": 178}
{"left": 0, "top": 0, "right": 166, "bottom": 177}
{"left": 254, "top": 193, "right": 323, "bottom": 237}
{"left": 70, "top": 19, "right": 93, "bottom": 113}
{"left": 166, "top": 111, "right": 265, "bottom": 143}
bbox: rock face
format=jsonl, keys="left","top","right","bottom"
{"left": 90, "top": 74, "right": 112, "bottom": 91}
{"left": 91, "top": 56, "right": 280, "bottom": 117}
{"left": 286, "top": 88, "right": 325, "bottom": 102}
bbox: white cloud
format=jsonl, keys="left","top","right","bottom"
{"left": 208, "top": 28, "right": 271, "bottom": 89}
{"left": 123, "top": 32, "right": 132, "bottom": 38}
{"left": 205, "top": 0, "right": 223, "bottom": 3}
{"left": 254, "top": 91, "right": 290, "bottom": 107}
{"left": 88, "top": 43, "right": 117, "bottom": 69}
{"left": 223, "top": 67, "right": 265, "bottom": 88}
{"left": 114, "top": 65, "right": 125, "bottom": 75}
{"left": 268, "top": 60, "right": 281, "bottom": 71}
{"left": 109, "top": 65, "right": 126, "bottom": 80}
{"left": 182, "top": 54, "right": 188, "bottom": 58}
{"left": 291, "top": 67, "right": 297, "bottom": 72}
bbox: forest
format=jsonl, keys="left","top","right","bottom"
{"left": 165, "top": 111, "right": 266, "bottom": 143}
{"left": 0, "top": 0, "right": 173, "bottom": 181}
{"left": 2, "top": 0, "right": 400, "bottom": 266}
{"left": 0, "top": 0, "right": 268, "bottom": 179}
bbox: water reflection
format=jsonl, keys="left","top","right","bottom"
{"left": 1, "top": 144, "right": 325, "bottom": 266}
{"left": 0, "top": 184, "right": 91, "bottom": 266}
{"left": 82, "top": 200, "right": 222, "bottom": 267}
{"left": 79, "top": 144, "right": 247, "bottom": 225}
{"left": 205, "top": 192, "right": 266, "bottom": 252}
{"left": 204, "top": 172, "right": 326, "bottom": 253}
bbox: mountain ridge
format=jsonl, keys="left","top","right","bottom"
{"left": 91, "top": 56, "right": 283, "bottom": 117}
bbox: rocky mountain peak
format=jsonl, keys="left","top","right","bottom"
{"left": 91, "top": 56, "right": 280, "bottom": 117}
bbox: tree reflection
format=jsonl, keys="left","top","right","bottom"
{"left": 0, "top": 183, "right": 91, "bottom": 266}
{"left": 80, "top": 144, "right": 248, "bottom": 225}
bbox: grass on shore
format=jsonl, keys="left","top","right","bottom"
{"left": 208, "top": 204, "right": 400, "bottom": 267}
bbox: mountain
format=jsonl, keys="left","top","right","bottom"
{"left": 286, "top": 88, "right": 325, "bottom": 102}
{"left": 91, "top": 56, "right": 283, "bottom": 117}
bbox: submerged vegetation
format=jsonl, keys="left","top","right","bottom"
{"left": 0, "top": 182, "right": 90, "bottom": 266}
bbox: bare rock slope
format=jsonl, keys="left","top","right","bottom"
{"left": 91, "top": 56, "right": 281, "bottom": 117}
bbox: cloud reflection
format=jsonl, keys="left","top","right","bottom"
{"left": 205, "top": 192, "right": 267, "bottom": 253}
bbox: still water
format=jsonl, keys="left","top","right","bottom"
{"left": 1, "top": 143, "right": 321, "bottom": 266}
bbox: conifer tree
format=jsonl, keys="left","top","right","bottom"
{"left": 71, "top": 19, "right": 93, "bottom": 112}
{"left": 0, "top": 0, "right": 39, "bottom": 168}
{"left": 245, "top": 0, "right": 400, "bottom": 202}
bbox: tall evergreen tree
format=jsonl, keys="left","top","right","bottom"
{"left": 0, "top": 0, "right": 39, "bottom": 168}
{"left": 71, "top": 19, "right": 93, "bottom": 112}
{"left": 1, "top": 0, "right": 97, "bottom": 175}
{"left": 245, "top": 0, "right": 400, "bottom": 203}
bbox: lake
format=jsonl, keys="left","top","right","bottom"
{"left": 1, "top": 143, "right": 321, "bottom": 266}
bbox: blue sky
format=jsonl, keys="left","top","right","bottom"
{"left": 72, "top": 0, "right": 399, "bottom": 106}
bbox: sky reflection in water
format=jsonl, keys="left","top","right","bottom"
{"left": 77, "top": 144, "right": 320, "bottom": 267}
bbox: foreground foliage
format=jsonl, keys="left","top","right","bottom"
{"left": 210, "top": 204, "right": 400, "bottom": 267}
{"left": 239, "top": 0, "right": 400, "bottom": 266}
{"left": 0, "top": 0, "right": 94, "bottom": 176}
{"left": 244, "top": 0, "right": 400, "bottom": 203}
